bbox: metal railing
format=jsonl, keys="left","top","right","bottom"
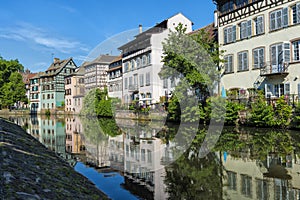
{"left": 260, "top": 61, "right": 289, "bottom": 76}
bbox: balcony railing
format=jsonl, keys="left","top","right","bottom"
{"left": 128, "top": 84, "right": 139, "bottom": 92}
{"left": 260, "top": 62, "right": 289, "bottom": 76}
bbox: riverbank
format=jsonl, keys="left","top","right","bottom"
{"left": 0, "top": 118, "right": 109, "bottom": 200}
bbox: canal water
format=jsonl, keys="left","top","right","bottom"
{"left": 4, "top": 115, "right": 300, "bottom": 200}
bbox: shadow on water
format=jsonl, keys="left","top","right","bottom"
{"left": 3, "top": 114, "right": 300, "bottom": 200}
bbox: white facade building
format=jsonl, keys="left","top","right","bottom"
{"left": 118, "top": 13, "right": 193, "bottom": 106}
{"left": 107, "top": 55, "right": 123, "bottom": 101}
{"left": 214, "top": 0, "right": 300, "bottom": 102}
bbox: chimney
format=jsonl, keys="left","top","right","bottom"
{"left": 139, "top": 24, "right": 143, "bottom": 34}
{"left": 54, "top": 58, "right": 60, "bottom": 63}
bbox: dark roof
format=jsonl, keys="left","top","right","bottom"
{"left": 42, "top": 57, "right": 76, "bottom": 77}
{"left": 84, "top": 55, "right": 118, "bottom": 67}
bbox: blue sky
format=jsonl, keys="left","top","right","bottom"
{"left": 0, "top": 0, "right": 216, "bottom": 72}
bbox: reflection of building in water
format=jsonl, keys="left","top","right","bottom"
{"left": 120, "top": 119, "right": 168, "bottom": 200}
{"left": 65, "top": 116, "right": 85, "bottom": 155}
{"left": 222, "top": 151, "right": 300, "bottom": 200}
{"left": 108, "top": 134, "right": 124, "bottom": 172}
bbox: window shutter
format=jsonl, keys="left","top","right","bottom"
{"left": 224, "top": 28, "right": 228, "bottom": 44}
{"left": 271, "top": 45, "right": 277, "bottom": 66}
{"left": 282, "top": 7, "right": 289, "bottom": 27}
{"left": 247, "top": 20, "right": 252, "bottom": 38}
{"left": 258, "top": 16, "right": 264, "bottom": 34}
{"left": 229, "top": 55, "right": 233, "bottom": 72}
{"left": 284, "top": 83, "right": 290, "bottom": 95}
{"left": 283, "top": 42, "right": 291, "bottom": 63}
{"left": 270, "top": 12, "right": 276, "bottom": 30}
{"left": 253, "top": 49, "right": 258, "bottom": 68}
{"left": 259, "top": 48, "right": 264, "bottom": 68}
{"left": 243, "top": 52, "right": 248, "bottom": 70}
{"left": 298, "top": 83, "right": 300, "bottom": 98}
{"left": 232, "top": 25, "right": 236, "bottom": 42}
{"left": 238, "top": 53, "right": 243, "bottom": 71}
{"left": 297, "top": 3, "right": 300, "bottom": 23}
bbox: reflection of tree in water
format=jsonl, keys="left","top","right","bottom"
{"left": 215, "top": 127, "right": 295, "bottom": 161}
{"left": 165, "top": 150, "right": 222, "bottom": 200}
{"left": 79, "top": 117, "right": 121, "bottom": 167}
{"left": 164, "top": 127, "right": 223, "bottom": 200}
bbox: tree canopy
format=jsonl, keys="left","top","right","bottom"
{"left": 0, "top": 56, "right": 26, "bottom": 108}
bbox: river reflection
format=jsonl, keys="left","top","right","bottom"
{"left": 4, "top": 115, "right": 300, "bottom": 200}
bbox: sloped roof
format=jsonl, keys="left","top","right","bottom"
{"left": 30, "top": 72, "right": 44, "bottom": 80}
{"left": 41, "top": 57, "right": 75, "bottom": 77}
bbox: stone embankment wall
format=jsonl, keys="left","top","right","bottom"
{"left": 0, "top": 118, "right": 108, "bottom": 200}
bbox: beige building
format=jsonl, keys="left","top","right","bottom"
{"left": 84, "top": 54, "right": 118, "bottom": 93}
{"left": 65, "top": 66, "right": 85, "bottom": 114}
{"left": 214, "top": 0, "right": 300, "bottom": 102}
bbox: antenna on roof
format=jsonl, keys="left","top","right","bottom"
{"left": 51, "top": 53, "right": 54, "bottom": 63}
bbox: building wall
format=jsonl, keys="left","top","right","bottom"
{"left": 218, "top": 0, "right": 300, "bottom": 100}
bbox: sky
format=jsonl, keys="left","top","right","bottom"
{"left": 0, "top": 0, "right": 216, "bottom": 72}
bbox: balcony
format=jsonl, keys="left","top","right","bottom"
{"left": 260, "top": 62, "right": 289, "bottom": 77}
{"left": 128, "top": 84, "right": 139, "bottom": 92}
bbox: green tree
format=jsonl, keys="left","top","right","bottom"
{"left": 274, "top": 96, "right": 292, "bottom": 128}
{"left": 225, "top": 100, "right": 244, "bottom": 125}
{"left": 159, "top": 24, "right": 222, "bottom": 123}
{"left": 292, "top": 102, "right": 300, "bottom": 129}
{"left": 0, "top": 56, "right": 25, "bottom": 108}
{"left": 1, "top": 72, "right": 27, "bottom": 107}
{"left": 249, "top": 93, "right": 275, "bottom": 127}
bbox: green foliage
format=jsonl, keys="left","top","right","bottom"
{"left": 81, "top": 88, "right": 115, "bottom": 117}
{"left": 274, "top": 96, "right": 292, "bottom": 128}
{"left": 225, "top": 101, "right": 244, "bottom": 125}
{"left": 0, "top": 56, "right": 25, "bottom": 108}
{"left": 249, "top": 93, "right": 275, "bottom": 127}
{"left": 160, "top": 23, "right": 223, "bottom": 123}
{"left": 292, "top": 103, "right": 300, "bottom": 129}
{"left": 45, "top": 109, "right": 51, "bottom": 116}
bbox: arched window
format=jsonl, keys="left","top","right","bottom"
{"left": 142, "top": 55, "right": 147, "bottom": 66}
{"left": 131, "top": 59, "right": 136, "bottom": 70}
{"left": 136, "top": 57, "right": 141, "bottom": 68}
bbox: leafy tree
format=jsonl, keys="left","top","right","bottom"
{"left": 225, "top": 100, "right": 244, "bottom": 125}
{"left": 249, "top": 93, "right": 275, "bottom": 127}
{"left": 0, "top": 56, "right": 25, "bottom": 108}
{"left": 274, "top": 96, "right": 292, "bottom": 128}
{"left": 1, "top": 72, "right": 27, "bottom": 107}
{"left": 159, "top": 24, "right": 222, "bottom": 123}
{"left": 292, "top": 102, "right": 300, "bottom": 129}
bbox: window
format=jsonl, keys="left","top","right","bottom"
{"left": 292, "top": 40, "right": 300, "bottom": 61}
{"left": 133, "top": 74, "right": 138, "bottom": 86}
{"left": 137, "top": 57, "right": 141, "bottom": 68}
{"left": 146, "top": 72, "right": 150, "bottom": 86}
{"left": 129, "top": 76, "right": 133, "bottom": 86}
{"left": 224, "top": 25, "right": 236, "bottom": 44}
{"left": 124, "top": 62, "right": 129, "bottom": 72}
{"left": 292, "top": 3, "right": 300, "bottom": 24}
{"left": 142, "top": 55, "right": 147, "bottom": 66}
{"left": 147, "top": 53, "right": 151, "bottom": 64}
{"left": 255, "top": 16, "right": 264, "bottom": 35}
{"left": 124, "top": 78, "right": 128, "bottom": 89}
{"left": 253, "top": 47, "right": 265, "bottom": 69}
{"left": 240, "top": 20, "right": 252, "bottom": 39}
{"left": 139, "top": 74, "right": 144, "bottom": 87}
{"left": 238, "top": 51, "right": 248, "bottom": 71}
{"left": 265, "top": 83, "right": 289, "bottom": 98}
{"left": 270, "top": 8, "right": 288, "bottom": 31}
{"left": 241, "top": 174, "right": 252, "bottom": 198}
{"left": 227, "top": 171, "right": 237, "bottom": 190}
{"left": 271, "top": 43, "right": 290, "bottom": 70}
{"left": 163, "top": 79, "right": 168, "bottom": 88}
{"left": 171, "top": 79, "right": 176, "bottom": 87}
{"left": 219, "top": 0, "right": 234, "bottom": 13}
{"left": 147, "top": 150, "right": 152, "bottom": 163}
{"left": 131, "top": 59, "right": 136, "bottom": 70}
{"left": 224, "top": 55, "right": 233, "bottom": 73}
{"left": 256, "top": 179, "right": 268, "bottom": 200}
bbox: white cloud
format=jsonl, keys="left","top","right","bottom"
{"left": 0, "top": 22, "right": 89, "bottom": 54}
